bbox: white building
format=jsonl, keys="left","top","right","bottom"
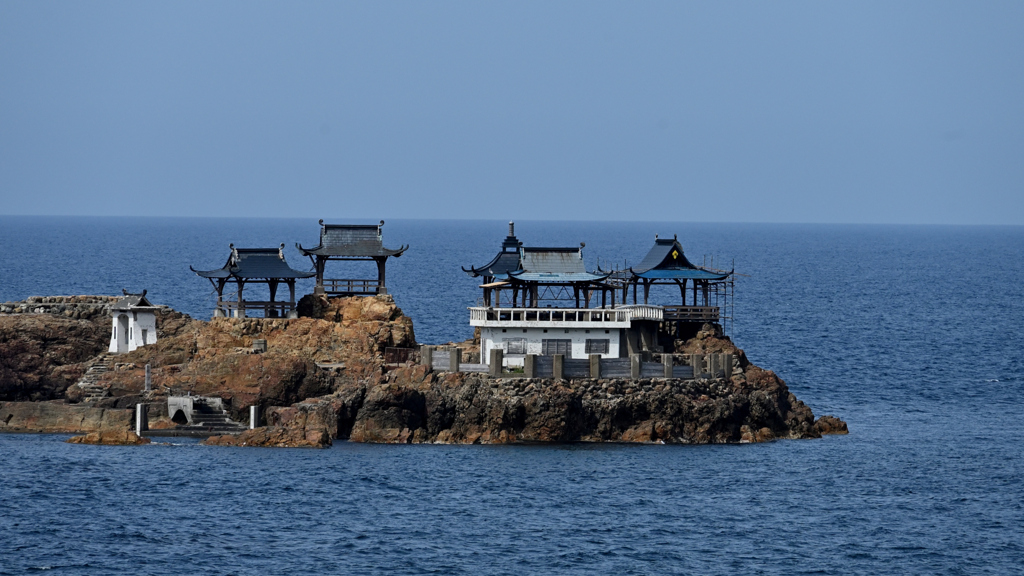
{"left": 109, "top": 290, "right": 159, "bottom": 354}
{"left": 470, "top": 305, "right": 664, "bottom": 368}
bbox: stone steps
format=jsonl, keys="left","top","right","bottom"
{"left": 178, "top": 405, "right": 248, "bottom": 434}
{"left": 76, "top": 355, "right": 114, "bottom": 402}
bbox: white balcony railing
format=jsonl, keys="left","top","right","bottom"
{"left": 469, "top": 305, "right": 663, "bottom": 327}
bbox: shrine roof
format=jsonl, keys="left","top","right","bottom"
{"left": 192, "top": 245, "right": 315, "bottom": 280}
{"left": 297, "top": 221, "right": 408, "bottom": 258}
{"left": 631, "top": 238, "right": 730, "bottom": 281}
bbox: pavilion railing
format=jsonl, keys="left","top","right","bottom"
{"left": 662, "top": 306, "right": 719, "bottom": 322}
{"left": 218, "top": 300, "right": 295, "bottom": 318}
{"left": 322, "top": 278, "right": 381, "bottom": 295}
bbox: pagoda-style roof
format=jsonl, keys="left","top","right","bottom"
{"left": 112, "top": 290, "right": 156, "bottom": 311}
{"left": 631, "top": 237, "right": 730, "bottom": 281}
{"left": 463, "top": 221, "right": 522, "bottom": 278}
{"left": 297, "top": 220, "right": 408, "bottom": 258}
{"left": 508, "top": 246, "right": 609, "bottom": 283}
{"left": 191, "top": 244, "right": 315, "bottom": 280}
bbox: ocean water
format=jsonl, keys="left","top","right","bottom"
{"left": 1, "top": 217, "right": 1023, "bottom": 574}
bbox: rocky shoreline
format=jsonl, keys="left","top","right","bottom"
{"left": 0, "top": 294, "right": 846, "bottom": 446}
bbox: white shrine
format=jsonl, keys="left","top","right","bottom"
{"left": 108, "top": 290, "right": 159, "bottom": 354}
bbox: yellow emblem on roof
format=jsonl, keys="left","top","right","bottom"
{"left": 672, "top": 249, "right": 679, "bottom": 259}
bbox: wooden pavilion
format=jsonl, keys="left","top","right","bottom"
{"left": 297, "top": 220, "right": 408, "bottom": 296}
{"left": 624, "top": 235, "right": 733, "bottom": 329}
{"left": 191, "top": 244, "right": 314, "bottom": 318}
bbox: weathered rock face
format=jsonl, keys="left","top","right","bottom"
{"left": 0, "top": 401, "right": 133, "bottom": 434}
{"left": 266, "top": 361, "right": 847, "bottom": 445}
{"left": 203, "top": 426, "right": 331, "bottom": 448}
{"left": 67, "top": 430, "right": 150, "bottom": 445}
{"left": 0, "top": 315, "right": 108, "bottom": 401}
{"left": 93, "top": 295, "right": 415, "bottom": 420}
{"left": 0, "top": 297, "right": 193, "bottom": 401}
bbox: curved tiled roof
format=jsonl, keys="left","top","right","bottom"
{"left": 297, "top": 221, "right": 407, "bottom": 258}
{"left": 631, "top": 238, "right": 729, "bottom": 281}
{"left": 192, "top": 245, "right": 315, "bottom": 280}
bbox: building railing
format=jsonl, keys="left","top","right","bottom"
{"left": 662, "top": 306, "right": 720, "bottom": 322}
{"left": 322, "top": 278, "right": 381, "bottom": 295}
{"left": 469, "top": 305, "right": 663, "bottom": 326}
{"left": 218, "top": 300, "right": 295, "bottom": 318}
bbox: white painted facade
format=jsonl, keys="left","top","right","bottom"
{"left": 470, "top": 305, "right": 662, "bottom": 367}
{"left": 108, "top": 292, "right": 159, "bottom": 354}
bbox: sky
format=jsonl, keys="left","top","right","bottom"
{"left": 1, "top": 1, "right": 1022, "bottom": 225}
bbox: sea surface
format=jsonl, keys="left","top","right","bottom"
{"left": 1, "top": 216, "right": 1023, "bottom": 575}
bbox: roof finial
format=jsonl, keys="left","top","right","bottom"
{"left": 279, "top": 243, "right": 285, "bottom": 259}
{"left": 674, "top": 234, "right": 677, "bottom": 240}
{"left": 655, "top": 233, "right": 659, "bottom": 240}
{"left": 509, "top": 221, "right": 515, "bottom": 236}
{"left": 318, "top": 219, "right": 324, "bottom": 226}
{"left": 141, "top": 289, "right": 147, "bottom": 297}
{"left": 379, "top": 220, "right": 385, "bottom": 227}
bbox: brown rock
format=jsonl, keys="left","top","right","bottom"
{"left": 202, "top": 426, "right": 331, "bottom": 448}
{"left": 814, "top": 415, "right": 849, "bottom": 435}
{"left": 67, "top": 430, "right": 150, "bottom": 445}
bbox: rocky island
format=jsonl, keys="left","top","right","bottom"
{"left": 0, "top": 294, "right": 846, "bottom": 447}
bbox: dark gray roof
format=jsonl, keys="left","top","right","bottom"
{"left": 192, "top": 245, "right": 315, "bottom": 280}
{"left": 297, "top": 221, "right": 408, "bottom": 258}
{"left": 631, "top": 238, "right": 729, "bottom": 281}
{"left": 508, "top": 247, "right": 608, "bottom": 283}
{"left": 112, "top": 290, "right": 155, "bottom": 310}
{"left": 463, "top": 222, "right": 522, "bottom": 278}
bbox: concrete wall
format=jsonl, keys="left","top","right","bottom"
{"left": 480, "top": 326, "right": 623, "bottom": 366}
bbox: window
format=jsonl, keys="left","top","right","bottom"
{"left": 503, "top": 338, "right": 527, "bottom": 355}
{"left": 586, "top": 339, "right": 610, "bottom": 354}
{"left": 541, "top": 339, "right": 571, "bottom": 356}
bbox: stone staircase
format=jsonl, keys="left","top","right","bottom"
{"left": 180, "top": 399, "right": 249, "bottom": 435}
{"left": 76, "top": 355, "right": 114, "bottom": 402}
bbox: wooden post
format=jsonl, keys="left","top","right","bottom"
{"left": 552, "top": 354, "right": 564, "bottom": 380}
{"left": 663, "top": 353, "right": 672, "bottom": 378}
{"left": 524, "top": 354, "right": 536, "bottom": 378}
{"left": 590, "top": 354, "right": 601, "bottom": 378}
{"left": 489, "top": 348, "right": 504, "bottom": 377}
{"left": 630, "top": 354, "right": 641, "bottom": 380}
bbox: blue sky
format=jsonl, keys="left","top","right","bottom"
{"left": 1, "top": 1, "right": 1022, "bottom": 224}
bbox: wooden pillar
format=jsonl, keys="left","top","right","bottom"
{"left": 643, "top": 279, "right": 650, "bottom": 304}
{"left": 315, "top": 256, "right": 326, "bottom": 294}
{"left": 574, "top": 286, "right": 580, "bottom": 308}
{"left": 236, "top": 279, "right": 245, "bottom": 318}
{"left": 375, "top": 257, "right": 386, "bottom": 295}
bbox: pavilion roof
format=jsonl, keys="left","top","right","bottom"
{"left": 631, "top": 238, "right": 730, "bottom": 281}
{"left": 463, "top": 222, "right": 522, "bottom": 278}
{"left": 508, "top": 247, "right": 608, "bottom": 283}
{"left": 191, "top": 245, "right": 315, "bottom": 280}
{"left": 297, "top": 220, "right": 408, "bottom": 258}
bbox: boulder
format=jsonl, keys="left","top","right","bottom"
{"left": 66, "top": 430, "right": 150, "bottom": 445}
